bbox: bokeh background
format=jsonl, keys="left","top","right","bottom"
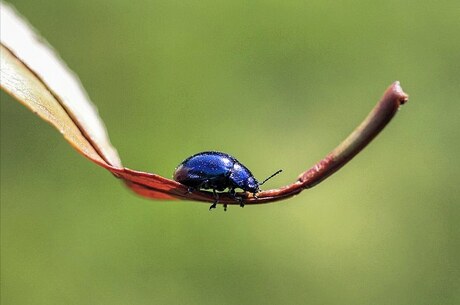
{"left": 1, "top": 1, "right": 459, "bottom": 304}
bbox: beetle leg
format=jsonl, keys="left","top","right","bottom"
{"left": 188, "top": 180, "right": 208, "bottom": 195}
{"left": 209, "top": 189, "right": 219, "bottom": 210}
{"left": 229, "top": 188, "right": 245, "bottom": 208}
{"left": 229, "top": 187, "right": 236, "bottom": 198}
{"left": 196, "top": 180, "right": 209, "bottom": 189}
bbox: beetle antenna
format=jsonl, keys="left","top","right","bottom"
{"left": 259, "top": 169, "right": 283, "bottom": 185}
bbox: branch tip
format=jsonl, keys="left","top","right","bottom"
{"left": 390, "top": 81, "right": 409, "bottom": 105}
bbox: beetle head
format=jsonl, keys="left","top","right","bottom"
{"left": 243, "top": 176, "right": 260, "bottom": 194}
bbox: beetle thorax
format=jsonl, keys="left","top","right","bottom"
{"left": 229, "top": 163, "right": 259, "bottom": 193}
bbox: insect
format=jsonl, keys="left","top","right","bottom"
{"left": 173, "top": 151, "right": 282, "bottom": 210}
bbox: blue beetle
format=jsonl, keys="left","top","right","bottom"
{"left": 173, "top": 151, "right": 282, "bottom": 210}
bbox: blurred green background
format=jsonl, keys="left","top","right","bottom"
{"left": 1, "top": 0, "right": 459, "bottom": 304}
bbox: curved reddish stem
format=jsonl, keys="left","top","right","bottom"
{"left": 109, "top": 81, "right": 409, "bottom": 206}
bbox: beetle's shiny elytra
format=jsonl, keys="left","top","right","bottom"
{"left": 173, "top": 151, "right": 282, "bottom": 210}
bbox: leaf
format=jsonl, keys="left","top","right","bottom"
{"left": 0, "top": 2, "right": 409, "bottom": 208}
{"left": 0, "top": 2, "right": 121, "bottom": 169}
{"left": 0, "top": 2, "right": 184, "bottom": 200}
{"left": 1, "top": 45, "right": 106, "bottom": 166}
